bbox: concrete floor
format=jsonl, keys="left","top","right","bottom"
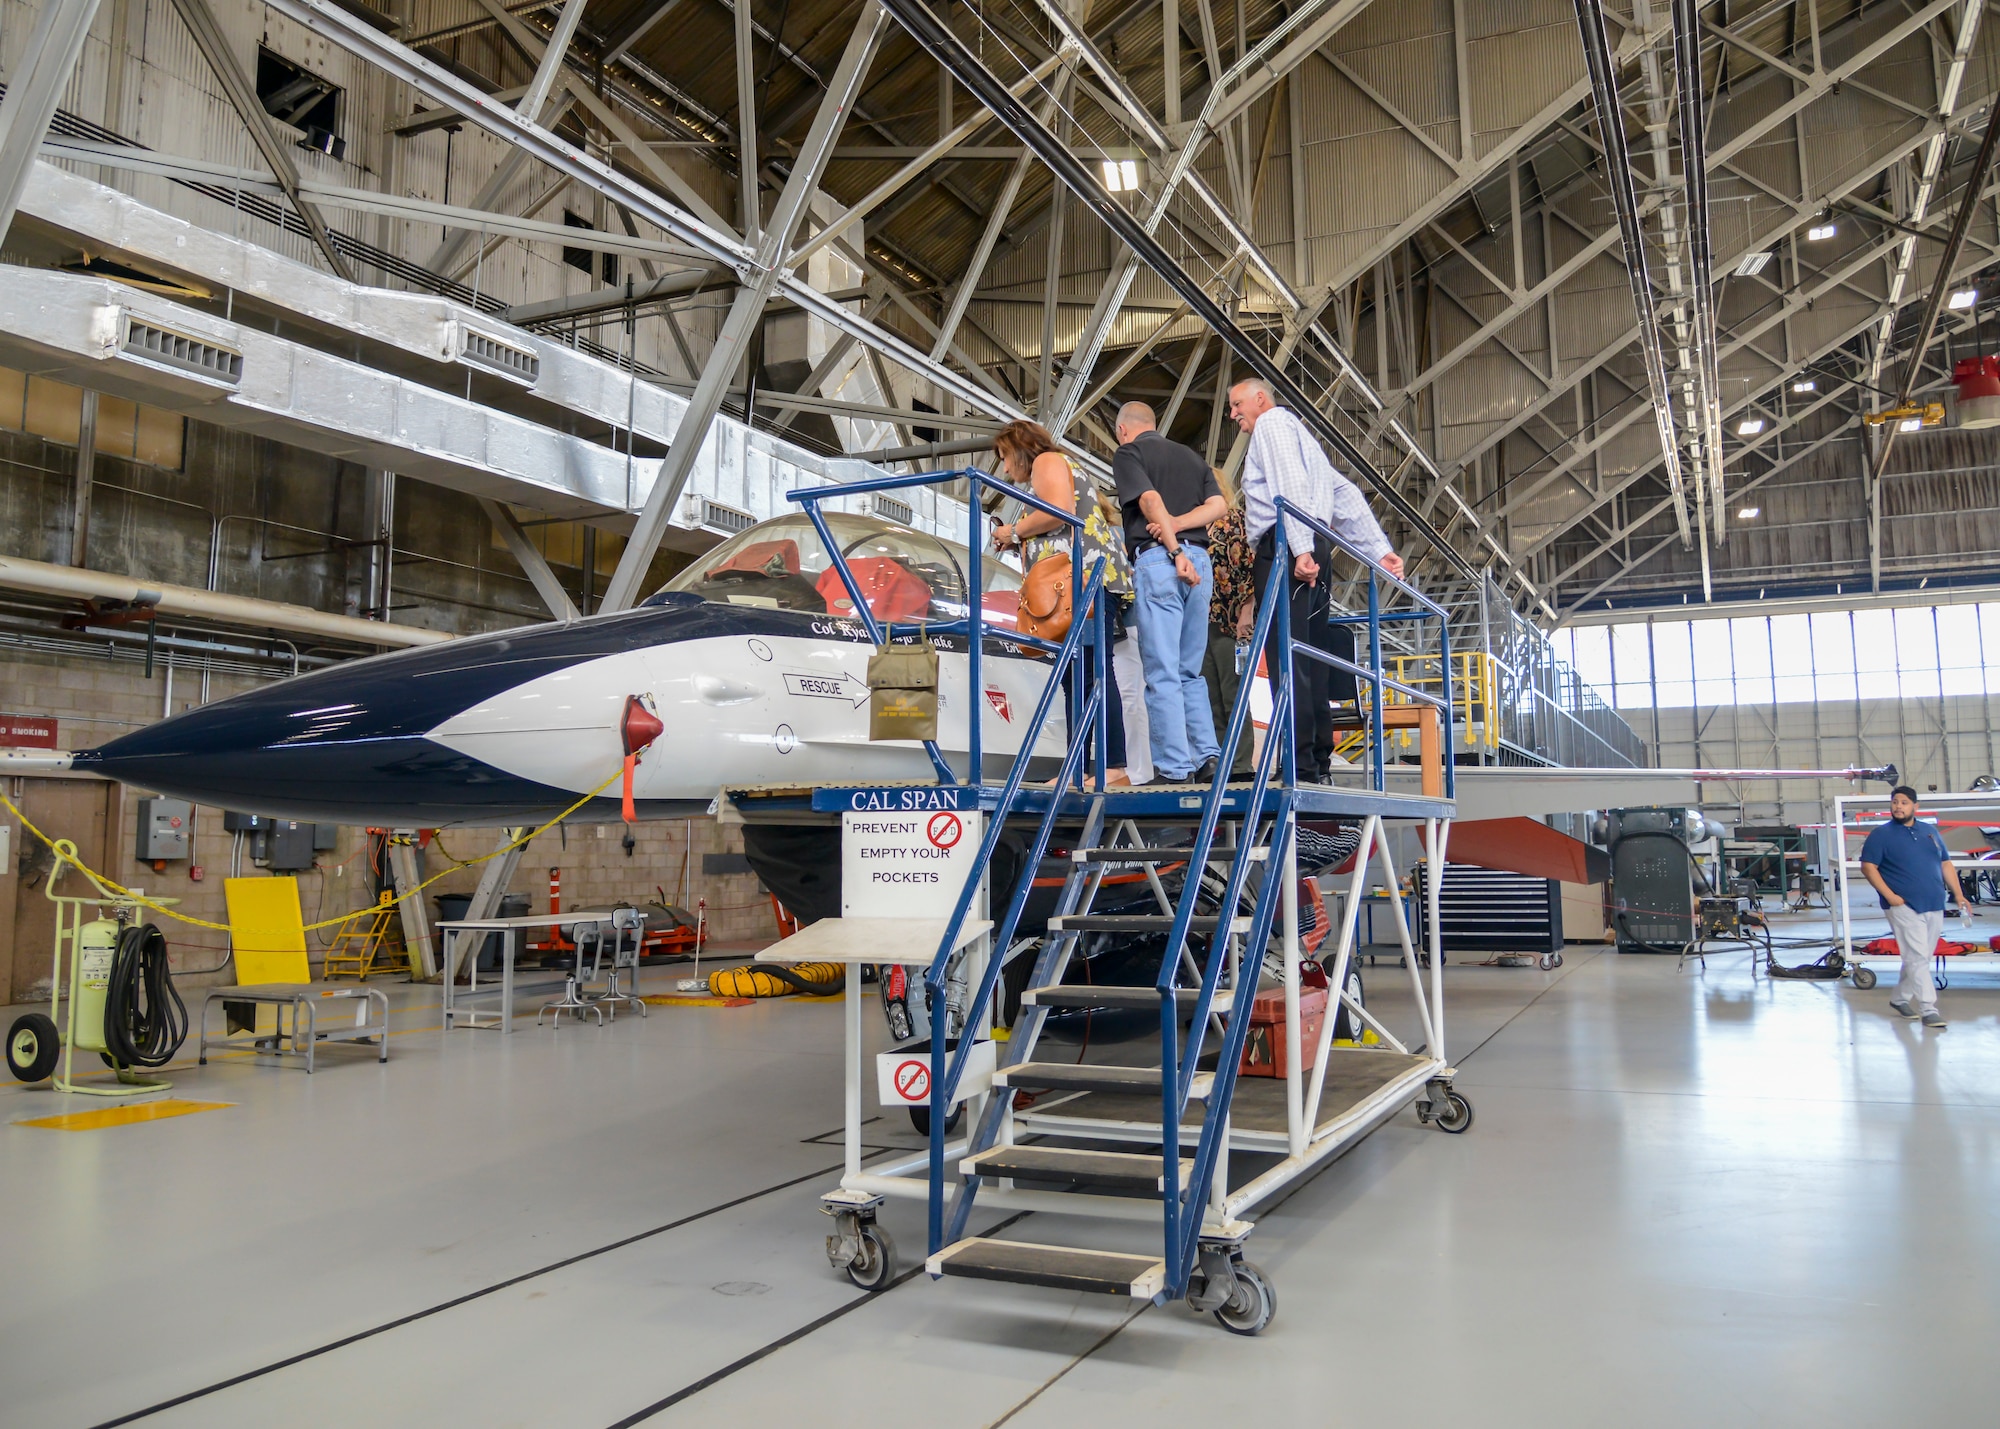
{"left": 5, "top": 911, "right": 2000, "bottom": 1427}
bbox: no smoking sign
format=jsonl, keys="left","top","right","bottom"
{"left": 877, "top": 1038, "right": 994, "bottom": 1111}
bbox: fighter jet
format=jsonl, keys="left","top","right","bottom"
{"left": 13, "top": 511, "right": 1063, "bottom": 826}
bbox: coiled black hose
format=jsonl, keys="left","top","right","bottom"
{"left": 103, "top": 924, "right": 188, "bottom": 1068}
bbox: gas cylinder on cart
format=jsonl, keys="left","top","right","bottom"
{"left": 72, "top": 918, "right": 119, "bottom": 1053}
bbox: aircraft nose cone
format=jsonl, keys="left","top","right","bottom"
{"left": 77, "top": 637, "right": 575, "bottom": 824}
{"left": 80, "top": 679, "right": 471, "bottom": 823}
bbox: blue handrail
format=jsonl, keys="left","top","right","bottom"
{"left": 919, "top": 563, "right": 1107, "bottom": 1254}
{"left": 781, "top": 463, "right": 1109, "bottom": 1259}
{"left": 1271, "top": 496, "right": 1457, "bottom": 798}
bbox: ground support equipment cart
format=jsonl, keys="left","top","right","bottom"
{"left": 753, "top": 474, "right": 1469, "bottom": 1335}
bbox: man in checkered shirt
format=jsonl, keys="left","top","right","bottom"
{"left": 1228, "top": 376, "right": 1403, "bottom": 781}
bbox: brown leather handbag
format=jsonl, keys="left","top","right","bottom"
{"left": 1018, "top": 553, "right": 1073, "bottom": 648}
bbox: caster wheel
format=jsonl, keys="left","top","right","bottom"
{"left": 1212, "top": 1260, "right": 1276, "bottom": 1336}
{"left": 1852, "top": 966, "right": 1877, "bottom": 991}
{"left": 7, "top": 1013, "right": 60, "bottom": 1082}
{"left": 908, "top": 1104, "right": 964, "bottom": 1137}
{"left": 1538, "top": 953, "right": 1556, "bottom": 971}
{"left": 846, "top": 1223, "right": 897, "bottom": 1291}
{"left": 1432, "top": 1091, "right": 1473, "bottom": 1134}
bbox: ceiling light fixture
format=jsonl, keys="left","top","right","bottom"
{"left": 1807, "top": 223, "right": 1836, "bottom": 241}
{"left": 1100, "top": 158, "right": 1141, "bottom": 193}
{"left": 1734, "top": 251, "right": 1774, "bottom": 277}
{"left": 1738, "top": 506, "right": 1760, "bottom": 519}
{"left": 1791, "top": 378, "right": 1816, "bottom": 393}
{"left": 1736, "top": 417, "right": 1766, "bottom": 435}
{"left": 1899, "top": 417, "right": 1924, "bottom": 432}
{"left": 1949, "top": 288, "right": 1978, "bottom": 310}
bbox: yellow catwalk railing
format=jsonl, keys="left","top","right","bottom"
{"left": 1332, "top": 651, "right": 1499, "bottom": 761}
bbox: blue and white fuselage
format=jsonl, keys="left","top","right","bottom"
{"left": 52, "top": 514, "right": 1064, "bottom": 825}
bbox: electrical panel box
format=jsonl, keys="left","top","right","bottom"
{"left": 223, "top": 811, "right": 336, "bottom": 866}
{"left": 135, "top": 797, "right": 193, "bottom": 861}
{"left": 265, "top": 820, "right": 318, "bottom": 872}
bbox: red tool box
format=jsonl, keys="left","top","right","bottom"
{"left": 1238, "top": 965, "right": 1328, "bottom": 1079}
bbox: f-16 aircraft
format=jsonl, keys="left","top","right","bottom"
{"left": 8, "top": 512, "right": 1064, "bottom": 826}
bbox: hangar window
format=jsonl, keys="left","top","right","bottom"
{"left": 662, "top": 512, "right": 1014, "bottom": 625}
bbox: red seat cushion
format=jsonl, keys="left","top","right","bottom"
{"left": 707, "top": 539, "right": 800, "bottom": 579}
{"left": 818, "top": 557, "right": 932, "bottom": 622}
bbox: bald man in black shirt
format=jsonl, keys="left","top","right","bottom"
{"left": 1112, "top": 402, "right": 1228, "bottom": 784}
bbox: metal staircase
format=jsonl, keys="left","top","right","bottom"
{"left": 913, "top": 532, "right": 1307, "bottom": 1335}
{"left": 779, "top": 473, "right": 1463, "bottom": 1340}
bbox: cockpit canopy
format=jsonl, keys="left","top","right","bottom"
{"left": 658, "top": 512, "right": 1022, "bottom": 626}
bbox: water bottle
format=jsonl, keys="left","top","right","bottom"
{"left": 1235, "top": 642, "right": 1249, "bottom": 676}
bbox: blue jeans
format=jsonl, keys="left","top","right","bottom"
{"left": 1134, "top": 544, "right": 1219, "bottom": 779}
{"left": 1062, "top": 614, "right": 1127, "bottom": 770}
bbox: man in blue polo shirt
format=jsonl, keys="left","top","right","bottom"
{"left": 1860, "top": 786, "right": 1972, "bottom": 1028}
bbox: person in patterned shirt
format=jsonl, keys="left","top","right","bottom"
{"left": 1202, "top": 475, "right": 1258, "bottom": 778}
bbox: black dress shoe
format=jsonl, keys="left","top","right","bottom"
{"left": 1193, "top": 757, "right": 1220, "bottom": 785}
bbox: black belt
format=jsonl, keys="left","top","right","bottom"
{"left": 1135, "top": 537, "right": 1208, "bottom": 558}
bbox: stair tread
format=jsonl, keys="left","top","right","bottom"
{"left": 1048, "top": 914, "right": 1248, "bottom": 932}
{"left": 994, "top": 1062, "right": 1214, "bottom": 1098}
{"left": 1075, "top": 846, "right": 1267, "bottom": 864}
{"left": 928, "top": 1237, "right": 1167, "bottom": 1297}
{"left": 962, "top": 1144, "right": 1190, "bottom": 1190}
{"left": 1023, "top": 984, "right": 1235, "bottom": 1012}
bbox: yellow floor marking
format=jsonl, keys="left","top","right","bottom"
{"left": 640, "top": 992, "right": 846, "bottom": 1007}
{"left": 16, "top": 1098, "right": 234, "bottom": 1131}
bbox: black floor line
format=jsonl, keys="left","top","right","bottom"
{"left": 986, "top": 1302, "right": 1151, "bottom": 1428}
{"left": 89, "top": 1159, "right": 850, "bottom": 1428}
{"left": 605, "top": 965, "right": 1593, "bottom": 1425}
{"left": 97, "top": 966, "right": 1581, "bottom": 1426}
{"left": 608, "top": 1210, "right": 1035, "bottom": 1427}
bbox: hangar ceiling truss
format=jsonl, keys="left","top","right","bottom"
{"left": 5, "top": 0, "right": 2000, "bottom": 615}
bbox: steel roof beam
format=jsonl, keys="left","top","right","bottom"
{"left": 878, "top": 0, "right": 1474, "bottom": 578}
{"left": 1533, "top": 223, "right": 2000, "bottom": 586}
{"left": 0, "top": 0, "right": 101, "bottom": 246}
